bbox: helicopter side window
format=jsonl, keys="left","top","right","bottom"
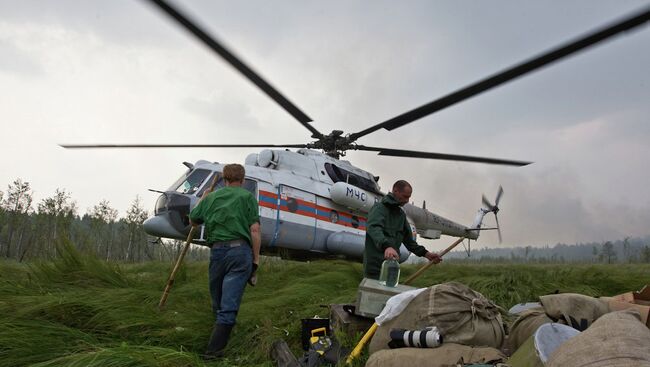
{"left": 286, "top": 198, "right": 298, "bottom": 212}
{"left": 347, "top": 174, "right": 359, "bottom": 186}
{"left": 330, "top": 210, "right": 339, "bottom": 223}
{"left": 173, "top": 169, "right": 211, "bottom": 195}
{"left": 351, "top": 215, "right": 359, "bottom": 228}
{"left": 243, "top": 179, "right": 257, "bottom": 195}
{"left": 324, "top": 163, "right": 380, "bottom": 194}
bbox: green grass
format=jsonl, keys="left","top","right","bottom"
{"left": 1, "top": 245, "right": 649, "bottom": 366}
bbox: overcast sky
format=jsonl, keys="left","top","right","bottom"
{"left": 1, "top": 1, "right": 649, "bottom": 250}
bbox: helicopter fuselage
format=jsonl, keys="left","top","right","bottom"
{"left": 144, "top": 148, "right": 480, "bottom": 262}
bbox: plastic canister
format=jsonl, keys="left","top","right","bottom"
{"left": 379, "top": 259, "right": 400, "bottom": 287}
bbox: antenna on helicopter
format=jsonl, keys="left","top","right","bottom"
{"left": 482, "top": 186, "right": 504, "bottom": 243}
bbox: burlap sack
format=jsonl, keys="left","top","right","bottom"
{"left": 368, "top": 282, "right": 504, "bottom": 354}
{"left": 507, "top": 333, "right": 544, "bottom": 367}
{"left": 548, "top": 309, "right": 650, "bottom": 367}
{"left": 539, "top": 293, "right": 608, "bottom": 330}
{"left": 506, "top": 307, "right": 553, "bottom": 352}
{"left": 365, "top": 343, "right": 506, "bottom": 367}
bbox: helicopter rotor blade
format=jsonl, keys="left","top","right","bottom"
{"left": 348, "top": 6, "right": 650, "bottom": 141}
{"left": 354, "top": 145, "right": 531, "bottom": 166}
{"left": 60, "top": 143, "right": 309, "bottom": 149}
{"left": 482, "top": 194, "right": 494, "bottom": 210}
{"left": 145, "top": 0, "right": 322, "bottom": 138}
{"left": 495, "top": 185, "right": 504, "bottom": 206}
{"left": 495, "top": 214, "right": 502, "bottom": 243}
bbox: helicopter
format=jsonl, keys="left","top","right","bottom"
{"left": 62, "top": 1, "right": 650, "bottom": 261}
{"left": 135, "top": 151, "right": 505, "bottom": 262}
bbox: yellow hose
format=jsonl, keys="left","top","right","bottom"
{"left": 345, "top": 323, "right": 378, "bottom": 364}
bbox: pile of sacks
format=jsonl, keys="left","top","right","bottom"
{"left": 365, "top": 282, "right": 650, "bottom": 367}
{"left": 507, "top": 291, "right": 650, "bottom": 367}
{"left": 367, "top": 282, "right": 507, "bottom": 366}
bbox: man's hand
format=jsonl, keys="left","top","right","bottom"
{"left": 248, "top": 263, "right": 258, "bottom": 286}
{"left": 249, "top": 222, "right": 261, "bottom": 286}
{"left": 384, "top": 247, "right": 399, "bottom": 260}
{"left": 425, "top": 251, "right": 442, "bottom": 264}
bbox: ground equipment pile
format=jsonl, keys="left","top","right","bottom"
{"left": 359, "top": 283, "right": 650, "bottom": 367}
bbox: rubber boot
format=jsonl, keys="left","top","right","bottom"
{"left": 203, "top": 323, "right": 234, "bottom": 359}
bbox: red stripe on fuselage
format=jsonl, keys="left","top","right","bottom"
{"left": 259, "top": 200, "right": 277, "bottom": 210}
{"left": 259, "top": 189, "right": 366, "bottom": 230}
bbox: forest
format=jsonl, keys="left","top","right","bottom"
{"left": 0, "top": 178, "right": 208, "bottom": 263}
{"left": 1, "top": 177, "right": 648, "bottom": 264}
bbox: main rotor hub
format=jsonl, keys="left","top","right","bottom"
{"left": 307, "top": 130, "right": 356, "bottom": 159}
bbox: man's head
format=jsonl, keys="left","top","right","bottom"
{"left": 391, "top": 180, "right": 412, "bottom": 206}
{"left": 223, "top": 163, "right": 245, "bottom": 184}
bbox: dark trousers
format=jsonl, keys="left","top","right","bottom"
{"left": 208, "top": 245, "right": 252, "bottom": 325}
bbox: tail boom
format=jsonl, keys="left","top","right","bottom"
{"left": 402, "top": 204, "right": 478, "bottom": 240}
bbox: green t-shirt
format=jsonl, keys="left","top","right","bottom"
{"left": 189, "top": 186, "right": 260, "bottom": 244}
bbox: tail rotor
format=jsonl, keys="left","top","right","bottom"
{"left": 482, "top": 186, "right": 503, "bottom": 243}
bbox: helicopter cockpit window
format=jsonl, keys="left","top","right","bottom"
{"left": 197, "top": 173, "right": 258, "bottom": 197}
{"left": 196, "top": 172, "right": 217, "bottom": 198}
{"left": 171, "top": 169, "right": 211, "bottom": 195}
{"left": 155, "top": 194, "right": 167, "bottom": 214}
{"left": 324, "top": 163, "right": 380, "bottom": 194}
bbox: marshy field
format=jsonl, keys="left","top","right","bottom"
{"left": 1, "top": 245, "right": 649, "bottom": 366}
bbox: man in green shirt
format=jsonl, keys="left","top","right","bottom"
{"left": 189, "top": 163, "right": 261, "bottom": 358}
{"left": 363, "top": 180, "right": 441, "bottom": 279}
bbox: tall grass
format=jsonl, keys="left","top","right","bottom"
{"left": 1, "top": 245, "right": 648, "bottom": 366}
{"left": 29, "top": 242, "right": 131, "bottom": 288}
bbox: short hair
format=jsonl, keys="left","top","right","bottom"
{"left": 392, "top": 180, "right": 412, "bottom": 192}
{"left": 223, "top": 164, "right": 245, "bottom": 183}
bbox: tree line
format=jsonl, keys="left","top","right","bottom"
{"left": 3, "top": 177, "right": 649, "bottom": 264}
{"left": 0, "top": 178, "right": 208, "bottom": 262}
{"left": 444, "top": 237, "right": 650, "bottom": 264}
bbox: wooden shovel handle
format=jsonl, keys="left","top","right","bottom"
{"left": 403, "top": 237, "right": 465, "bottom": 285}
{"left": 158, "top": 226, "right": 197, "bottom": 310}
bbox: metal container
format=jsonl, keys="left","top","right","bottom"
{"left": 354, "top": 278, "right": 416, "bottom": 318}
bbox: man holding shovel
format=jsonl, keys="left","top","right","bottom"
{"left": 189, "top": 163, "right": 261, "bottom": 358}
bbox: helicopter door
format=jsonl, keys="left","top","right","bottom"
{"left": 277, "top": 185, "right": 316, "bottom": 249}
